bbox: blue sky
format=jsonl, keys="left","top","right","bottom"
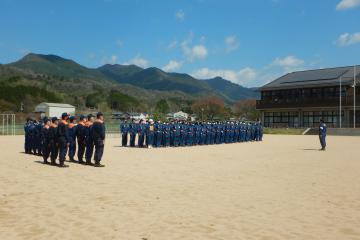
{"left": 0, "top": 0, "right": 360, "bottom": 87}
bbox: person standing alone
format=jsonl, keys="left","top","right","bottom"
{"left": 92, "top": 112, "right": 106, "bottom": 167}
{"left": 319, "top": 119, "right": 327, "bottom": 151}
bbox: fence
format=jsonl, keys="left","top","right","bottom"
{"left": 0, "top": 114, "right": 16, "bottom": 136}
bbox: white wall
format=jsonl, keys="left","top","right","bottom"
{"left": 48, "top": 107, "right": 75, "bottom": 118}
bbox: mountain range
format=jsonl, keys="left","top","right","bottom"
{"left": 0, "top": 53, "right": 258, "bottom": 112}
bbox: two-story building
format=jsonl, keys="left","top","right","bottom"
{"left": 256, "top": 66, "right": 360, "bottom": 128}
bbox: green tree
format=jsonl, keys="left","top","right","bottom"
{"left": 155, "top": 99, "right": 170, "bottom": 114}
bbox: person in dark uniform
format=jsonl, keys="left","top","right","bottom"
{"left": 129, "top": 120, "right": 137, "bottom": 147}
{"left": 24, "top": 118, "right": 32, "bottom": 153}
{"left": 319, "top": 119, "right": 327, "bottom": 151}
{"left": 85, "top": 114, "right": 95, "bottom": 165}
{"left": 121, "top": 120, "right": 129, "bottom": 147}
{"left": 92, "top": 112, "right": 106, "bottom": 167}
{"left": 28, "top": 120, "right": 36, "bottom": 154}
{"left": 259, "top": 121, "right": 264, "bottom": 141}
{"left": 34, "top": 120, "right": 43, "bottom": 155}
{"left": 147, "top": 119, "right": 155, "bottom": 148}
{"left": 76, "top": 115, "right": 86, "bottom": 164}
{"left": 49, "top": 117, "right": 59, "bottom": 166}
{"left": 67, "top": 116, "right": 77, "bottom": 162}
{"left": 41, "top": 118, "right": 51, "bottom": 164}
{"left": 57, "top": 113, "right": 70, "bottom": 168}
{"left": 138, "top": 120, "right": 146, "bottom": 148}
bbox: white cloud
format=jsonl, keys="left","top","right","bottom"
{"left": 336, "top": 0, "right": 360, "bottom": 10}
{"left": 175, "top": 9, "right": 185, "bottom": 21}
{"left": 124, "top": 55, "right": 149, "bottom": 68}
{"left": 101, "top": 55, "right": 119, "bottom": 64}
{"left": 167, "top": 40, "right": 178, "bottom": 50}
{"left": 191, "top": 67, "right": 257, "bottom": 85}
{"left": 225, "top": 35, "right": 240, "bottom": 52}
{"left": 182, "top": 41, "right": 208, "bottom": 61}
{"left": 162, "top": 60, "right": 183, "bottom": 72}
{"left": 115, "top": 40, "right": 123, "bottom": 48}
{"left": 335, "top": 32, "right": 360, "bottom": 47}
{"left": 272, "top": 55, "right": 304, "bottom": 67}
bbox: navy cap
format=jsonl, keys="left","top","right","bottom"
{"left": 51, "top": 117, "right": 58, "bottom": 122}
{"left": 87, "top": 114, "right": 94, "bottom": 119}
{"left": 96, "top": 112, "right": 103, "bottom": 118}
{"left": 43, "top": 117, "right": 50, "bottom": 123}
{"left": 79, "top": 115, "right": 85, "bottom": 120}
{"left": 61, "top": 112, "right": 69, "bottom": 119}
{"left": 69, "top": 116, "right": 76, "bottom": 121}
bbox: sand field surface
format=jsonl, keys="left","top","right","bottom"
{"left": 0, "top": 135, "right": 359, "bottom": 240}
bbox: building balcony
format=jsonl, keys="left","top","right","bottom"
{"left": 256, "top": 96, "right": 360, "bottom": 109}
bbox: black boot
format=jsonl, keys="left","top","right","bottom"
{"left": 59, "top": 161, "right": 69, "bottom": 168}
{"left": 85, "top": 159, "right": 92, "bottom": 166}
{"left": 94, "top": 161, "right": 105, "bottom": 167}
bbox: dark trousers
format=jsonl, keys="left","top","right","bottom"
{"left": 156, "top": 133, "right": 162, "bottom": 147}
{"left": 319, "top": 135, "right": 326, "bottom": 149}
{"left": 42, "top": 143, "right": 50, "bottom": 163}
{"left": 68, "top": 141, "right": 76, "bottom": 160}
{"left": 130, "top": 134, "right": 136, "bottom": 147}
{"left": 147, "top": 133, "right": 154, "bottom": 146}
{"left": 94, "top": 141, "right": 104, "bottom": 163}
{"left": 77, "top": 140, "right": 86, "bottom": 162}
{"left": 138, "top": 133, "right": 145, "bottom": 147}
{"left": 85, "top": 141, "right": 94, "bottom": 162}
{"left": 122, "top": 133, "right": 128, "bottom": 146}
{"left": 50, "top": 142, "right": 58, "bottom": 163}
{"left": 58, "top": 139, "right": 68, "bottom": 164}
{"left": 173, "top": 135, "right": 180, "bottom": 147}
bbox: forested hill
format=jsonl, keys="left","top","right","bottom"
{"left": 0, "top": 53, "right": 258, "bottom": 113}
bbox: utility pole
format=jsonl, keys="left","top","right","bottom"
{"left": 340, "top": 77, "right": 342, "bottom": 128}
{"left": 354, "top": 65, "right": 357, "bottom": 129}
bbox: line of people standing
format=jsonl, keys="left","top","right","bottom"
{"left": 120, "top": 120, "right": 263, "bottom": 148}
{"left": 24, "top": 112, "right": 106, "bottom": 167}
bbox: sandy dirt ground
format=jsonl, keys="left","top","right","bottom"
{"left": 0, "top": 135, "right": 360, "bottom": 240}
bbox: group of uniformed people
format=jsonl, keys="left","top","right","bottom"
{"left": 120, "top": 120, "right": 263, "bottom": 148}
{"left": 24, "top": 112, "right": 106, "bottom": 167}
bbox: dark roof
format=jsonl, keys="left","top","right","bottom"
{"left": 260, "top": 65, "right": 360, "bottom": 91}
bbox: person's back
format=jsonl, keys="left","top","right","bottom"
{"left": 49, "top": 118, "right": 59, "bottom": 165}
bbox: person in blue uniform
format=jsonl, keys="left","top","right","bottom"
{"left": 319, "top": 119, "right": 327, "bottom": 151}
{"left": 129, "top": 121, "right": 137, "bottom": 147}
{"left": 49, "top": 117, "right": 59, "bottom": 166}
{"left": 173, "top": 121, "right": 181, "bottom": 147}
{"left": 164, "top": 123, "right": 171, "bottom": 147}
{"left": 186, "top": 123, "right": 193, "bottom": 146}
{"left": 34, "top": 120, "right": 43, "bottom": 155}
{"left": 67, "top": 116, "right": 77, "bottom": 162}
{"left": 155, "top": 121, "right": 163, "bottom": 147}
{"left": 75, "top": 115, "right": 86, "bottom": 164}
{"left": 138, "top": 120, "right": 146, "bottom": 148}
{"left": 28, "top": 120, "right": 36, "bottom": 154}
{"left": 147, "top": 119, "right": 155, "bottom": 148}
{"left": 92, "top": 112, "right": 106, "bottom": 167}
{"left": 41, "top": 118, "right": 51, "bottom": 164}
{"left": 85, "top": 114, "right": 95, "bottom": 165}
{"left": 259, "top": 122, "right": 264, "bottom": 141}
{"left": 57, "top": 113, "right": 70, "bottom": 168}
{"left": 120, "top": 120, "right": 129, "bottom": 147}
{"left": 24, "top": 118, "right": 31, "bottom": 154}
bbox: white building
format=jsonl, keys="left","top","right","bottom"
{"left": 167, "top": 111, "right": 189, "bottom": 121}
{"left": 34, "top": 102, "right": 75, "bottom": 118}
